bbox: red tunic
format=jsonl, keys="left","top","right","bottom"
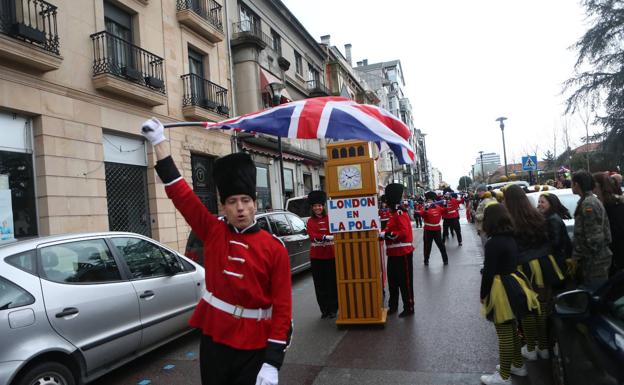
{"left": 384, "top": 210, "right": 415, "bottom": 256}
{"left": 442, "top": 198, "right": 463, "bottom": 219}
{"left": 417, "top": 205, "right": 447, "bottom": 231}
{"left": 165, "top": 179, "right": 292, "bottom": 350}
{"left": 306, "top": 215, "right": 335, "bottom": 260}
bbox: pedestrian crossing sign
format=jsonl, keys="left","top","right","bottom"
{"left": 522, "top": 155, "right": 538, "bottom": 171}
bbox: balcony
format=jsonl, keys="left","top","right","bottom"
{"left": 0, "top": 0, "right": 62, "bottom": 71}
{"left": 176, "top": 0, "right": 224, "bottom": 43}
{"left": 90, "top": 31, "right": 166, "bottom": 106}
{"left": 230, "top": 20, "right": 271, "bottom": 50}
{"left": 306, "top": 79, "right": 329, "bottom": 97}
{"left": 181, "top": 73, "right": 229, "bottom": 121}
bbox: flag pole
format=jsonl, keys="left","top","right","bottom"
{"left": 162, "top": 122, "right": 207, "bottom": 128}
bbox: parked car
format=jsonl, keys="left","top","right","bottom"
{"left": 185, "top": 210, "right": 311, "bottom": 274}
{"left": 0, "top": 232, "right": 204, "bottom": 385}
{"left": 526, "top": 188, "right": 579, "bottom": 238}
{"left": 550, "top": 272, "right": 624, "bottom": 385}
{"left": 285, "top": 195, "right": 310, "bottom": 223}
{"left": 486, "top": 180, "right": 530, "bottom": 191}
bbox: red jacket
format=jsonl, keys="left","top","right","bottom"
{"left": 384, "top": 210, "right": 415, "bottom": 256}
{"left": 306, "top": 214, "right": 335, "bottom": 260}
{"left": 443, "top": 198, "right": 463, "bottom": 219}
{"left": 164, "top": 179, "right": 292, "bottom": 351}
{"left": 417, "top": 205, "right": 447, "bottom": 231}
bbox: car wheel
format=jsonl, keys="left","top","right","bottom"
{"left": 16, "top": 362, "right": 75, "bottom": 385}
{"left": 550, "top": 338, "right": 567, "bottom": 385}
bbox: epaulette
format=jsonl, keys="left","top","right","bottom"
{"left": 272, "top": 233, "right": 286, "bottom": 248}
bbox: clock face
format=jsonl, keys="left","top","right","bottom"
{"left": 338, "top": 165, "right": 362, "bottom": 190}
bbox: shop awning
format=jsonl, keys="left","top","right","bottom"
{"left": 259, "top": 68, "right": 293, "bottom": 102}
{"left": 241, "top": 142, "right": 304, "bottom": 162}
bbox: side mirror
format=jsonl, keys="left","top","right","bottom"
{"left": 554, "top": 289, "right": 591, "bottom": 318}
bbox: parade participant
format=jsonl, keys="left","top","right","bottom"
{"left": 442, "top": 192, "right": 463, "bottom": 246}
{"left": 537, "top": 193, "right": 572, "bottom": 290}
{"left": 593, "top": 172, "right": 624, "bottom": 276}
{"left": 504, "top": 185, "right": 563, "bottom": 361}
{"left": 382, "top": 183, "right": 415, "bottom": 317}
{"left": 141, "top": 118, "right": 291, "bottom": 385}
{"left": 306, "top": 190, "right": 338, "bottom": 319}
{"left": 379, "top": 195, "right": 392, "bottom": 230}
{"left": 476, "top": 190, "right": 497, "bottom": 247}
{"left": 416, "top": 191, "right": 449, "bottom": 266}
{"left": 413, "top": 198, "right": 423, "bottom": 228}
{"left": 571, "top": 171, "right": 612, "bottom": 289}
{"left": 480, "top": 203, "right": 539, "bottom": 385}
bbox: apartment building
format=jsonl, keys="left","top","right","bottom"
{"left": 0, "top": 0, "right": 233, "bottom": 251}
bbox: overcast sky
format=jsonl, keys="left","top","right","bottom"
{"left": 281, "top": 0, "right": 593, "bottom": 187}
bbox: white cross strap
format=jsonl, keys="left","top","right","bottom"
{"left": 202, "top": 291, "right": 272, "bottom": 320}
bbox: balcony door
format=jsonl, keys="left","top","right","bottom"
{"left": 188, "top": 47, "right": 205, "bottom": 106}
{"left": 239, "top": 3, "right": 259, "bottom": 33}
{"left": 104, "top": 1, "right": 133, "bottom": 74}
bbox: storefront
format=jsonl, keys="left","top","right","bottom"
{"left": 0, "top": 112, "right": 37, "bottom": 243}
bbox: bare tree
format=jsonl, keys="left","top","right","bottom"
{"left": 560, "top": 115, "right": 572, "bottom": 152}
{"left": 552, "top": 125, "right": 558, "bottom": 160}
{"left": 576, "top": 103, "right": 594, "bottom": 171}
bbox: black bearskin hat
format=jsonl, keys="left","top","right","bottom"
{"left": 424, "top": 191, "right": 437, "bottom": 201}
{"left": 384, "top": 183, "right": 404, "bottom": 206}
{"left": 380, "top": 194, "right": 386, "bottom": 204}
{"left": 213, "top": 152, "right": 256, "bottom": 204}
{"left": 308, "top": 190, "right": 327, "bottom": 206}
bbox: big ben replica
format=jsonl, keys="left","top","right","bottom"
{"left": 325, "top": 140, "right": 387, "bottom": 325}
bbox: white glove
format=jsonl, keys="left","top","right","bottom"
{"left": 255, "top": 363, "right": 278, "bottom": 385}
{"left": 323, "top": 235, "right": 334, "bottom": 241}
{"left": 379, "top": 232, "right": 386, "bottom": 239}
{"left": 141, "top": 117, "right": 167, "bottom": 146}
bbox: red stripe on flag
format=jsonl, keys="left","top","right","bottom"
{"left": 297, "top": 98, "right": 329, "bottom": 138}
{"left": 352, "top": 104, "right": 411, "bottom": 140}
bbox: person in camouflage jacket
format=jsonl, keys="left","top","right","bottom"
{"left": 571, "top": 171, "right": 612, "bottom": 288}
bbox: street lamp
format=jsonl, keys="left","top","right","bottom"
{"left": 496, "top": 117, "right": 508, "bottom": 177}
{"left": 267, "top": 82, "right": 286, "bottom": 208}
{"left": 478, "top": 150, "right": 485, "bottom": 183}
{"left": 389, "top": 153, "right": 395, "bottom": 182}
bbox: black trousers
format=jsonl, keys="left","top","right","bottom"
{"left": 387, "top": 252, "right": 414, "bottom": 311}
{"left": 414, "top": 213, "right": 422, "bottom": 228}
{"left": 200, "top": 335, "right": 264, "bottom": 385}
{"left": 423, "top": 229, "right": 449, "bottom": 264}
{"left": 443, "top": 218, "right": 462, "bottom": 244}
{"left": 311, "top": 258, "right": 338, "bottom": 315}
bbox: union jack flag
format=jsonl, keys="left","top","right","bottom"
{"left": 203, "top": 97, "right": 415, "bottom": 164}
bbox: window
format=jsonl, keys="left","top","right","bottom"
{"left": 284, "top": 168, "right": 294, "bottom": 194}
{"left": 256, "top": 216, "right": 271, "bottom": 232}
{"left": 270, "top": 29, "right": 281, "bottom": 55}
{"left": 295, "top": 51, "right": 303, "bottom": 75}
{"left": 286, "top": 214, "right": 306, "bottom": 235}
{"left": 303, "top": 173, "right": 312, "bottom": 195}
{"left": 104, "top": 1, "right": 133, "bottom": 71}
{"left": 5, "top": 249, "right": 36, "bottom": 274}
{"left": 111, "top": 237, "right": 179, "bottom": 279}
{"left": 269, "top": 214, "right": 293, "bottom": 236}
{"left": 239, "top": 3, "right": 259, "bottom": 32}
{"left": 40, "top": 239, "right": 122, "bottom": 284}
{"left": 319, "top": 175, "right": 325, "bottom": 192}
{"left": 308, "top": 64, "right": 320, "bottom": 85}
{"left": 0, "top": 277, "right": 34, "bottom": 310}
{"left": 256, "top": 166, "right": 272, "bottom": 211}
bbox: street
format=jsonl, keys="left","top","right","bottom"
{"left": 92, "top": 217, "right": 552, "bottom": 385}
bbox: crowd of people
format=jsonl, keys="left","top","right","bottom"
{"left": 476, "top": 170, "right": 623, "bottom": 385}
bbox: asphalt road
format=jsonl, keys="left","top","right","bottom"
{"left": 92, "top": 216, "right": 553, "bottom": 385}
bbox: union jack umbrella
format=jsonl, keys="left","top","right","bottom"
{"left": 164, "top": 97, "right": 415, "bottom": 164}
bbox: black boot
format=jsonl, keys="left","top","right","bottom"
{"left": 398, "top": 308, "right": 414, "bottom": 318}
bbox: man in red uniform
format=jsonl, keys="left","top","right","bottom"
{"left": 378, "top": 195, "right": 392, "bottom": 230}
{"left": 417, "top": 191, "right": 449, "bottom": 266}
{"left": 141, "top": 118, "right": 291, "bottom": 385}
{"left": 442, "top": 192, "right": 464, "bottom": 246}
{"left": 382, "top": 183, "right": 415, "bottom": 317}
{"left": 306, "top": 190, "right": 338, "bottom": 319}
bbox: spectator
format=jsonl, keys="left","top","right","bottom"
{"left": 476, "top": 190, "right": 497, "bottom": 247}
{"left": 593, "top": 172, "right": 624, "bottom": 276}
{"left": 537, "top": 193, "right": 572, "bottom": 287}
{"left": 571, "top": 170, "right": 612, "bottom": 289}
{"left": 504, "top": 184, "right": 563, "bottom": 361}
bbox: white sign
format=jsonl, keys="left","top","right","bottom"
{"left": 327, "top": 195, "right": 380, "bottom": 233}
{"left": 0, "top": 189, "right": 15, "bottom": 244}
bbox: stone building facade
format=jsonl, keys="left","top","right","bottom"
{"left": 0, "top": 0, "right": 233, "bottom": 251}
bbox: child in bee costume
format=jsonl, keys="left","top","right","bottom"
{"left": 480, "top": 203, "right": 540, "bottom": 385}
{"left": 382, "top": 183, "right": 415, "bottom": 317}
{"left": 306, "top": 190, "right": 338, "bottom": 319}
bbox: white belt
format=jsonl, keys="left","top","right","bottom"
{"left": 424, "top": 222, "right": 441, "bottom": 227}
{"left": 202, "top": 291, "right": 272, "bottom": 320}
{"left": 386, "top": 242, "right": 413, "bottom": 249}
{"left": 447, "top": 210, "right": 457, "bottom": 214}
{"left": 311, "top": 242, "right": 334, "bottom": 247}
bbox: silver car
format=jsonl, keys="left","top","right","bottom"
{"left": 0, "top": 232, "right": 205, "bottom": 385}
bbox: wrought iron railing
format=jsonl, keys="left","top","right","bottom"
{"left": 306, "top": 79, "right": 329, "bottom": 95}
{"left": 91, "top": 31, "right": 165, "bottom": 93}
{"left": 181, "top": 73, "right": 229, "bottom": 116}
{"left": 231, "top": 20, "right": 272, "bottom": 47}
{"left": 176, "top": 0, "right": 223, "bottom": 32}
{"left": 0, "top": 0, "right": 59, "bottom": 54}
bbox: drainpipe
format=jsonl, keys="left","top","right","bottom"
{"left": 224, "top": 2, "right": 239, "bottom": 152}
